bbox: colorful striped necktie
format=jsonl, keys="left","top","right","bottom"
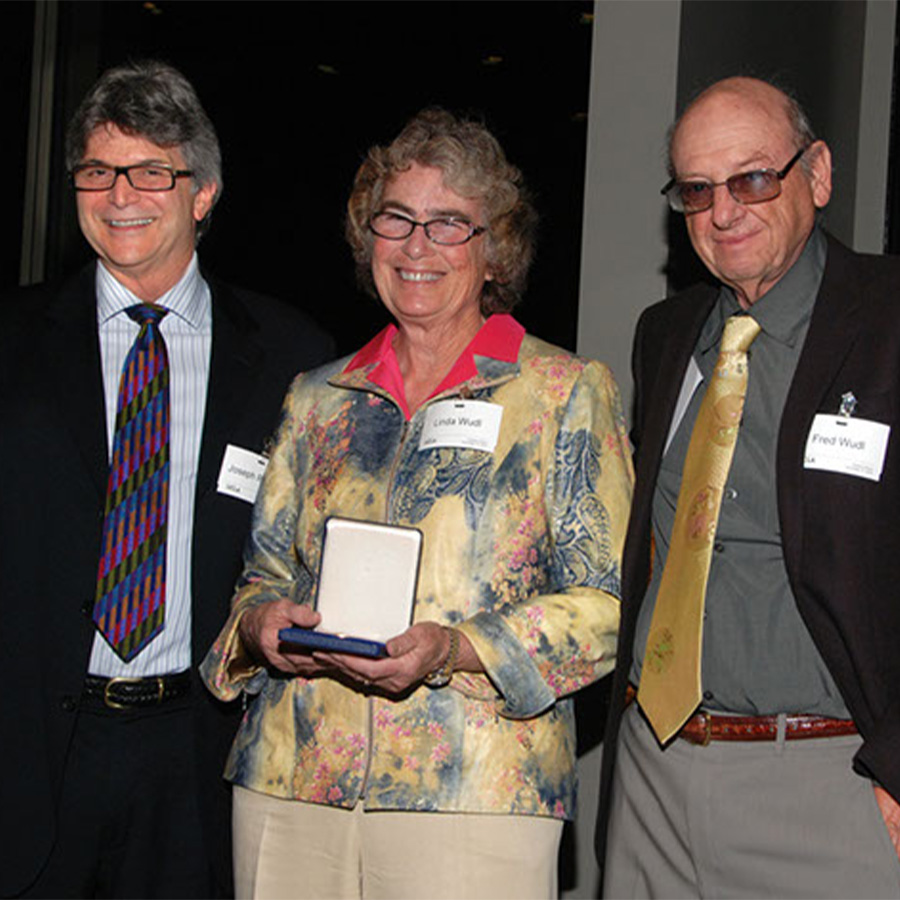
{"left": 638, "top": 314, "right": 761, "bottom": 743}
{"left": 93, "top": 303, "right": 170, "bottom": 662}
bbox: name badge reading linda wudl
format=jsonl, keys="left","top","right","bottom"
{"left": 803, "top": 414, "right": 890, "bottom": 482}
{"left": 419, "top": 400, "right": 503, "bottom": 452}
{"left": 217, "top": 444, "right": 269, "bottom": 503}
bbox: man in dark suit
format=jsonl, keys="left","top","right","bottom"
{"left": 0, "top": 61, "right": 333, "bottom": 898}
{"left": 596, "top": 76, "right": 900, "bottom": 898}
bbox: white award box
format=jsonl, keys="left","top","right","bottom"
{"left": 279, "top": 516, "right": 422, "bottom": 657}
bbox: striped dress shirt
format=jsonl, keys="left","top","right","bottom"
{"left": 89, "top": 255, "right": 212, "bottom": 677}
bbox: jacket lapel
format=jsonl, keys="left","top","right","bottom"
{"left": 634, "top": 284, "right": 717, "bottom": 487}
{"left": 777, "top": 236, "right": 866, "bottom": 573}
{"left": 40, "top": 267, "right": 109, "bottom": 501}
{"left": 623, "top": 284, "right": 717, "bottom": 610}
{"left": 194, "top": 278, "right": 265, "bottom": 505}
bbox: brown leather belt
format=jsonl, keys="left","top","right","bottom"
{"left": 625, "top": 685, "right": 857, "bottom": 745}
{"left": 84, "top": 671, "right": 191, "bottom": 709}
{"left": 678, "top": 709, "right": 857, "bottom": 745}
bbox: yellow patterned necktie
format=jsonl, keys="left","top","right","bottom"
{"left": 638, "top": 314, "right": 761, "bottom": 743}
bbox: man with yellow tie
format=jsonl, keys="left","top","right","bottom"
{"left": 596, "top": 76, "right": 900, "bottom": 898}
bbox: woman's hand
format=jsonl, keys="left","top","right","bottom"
{"left": 316, "top": 621, "right": 468, "bottom": 695}
{"left": 238, "top": 599, "right": 329, "bottom": 676}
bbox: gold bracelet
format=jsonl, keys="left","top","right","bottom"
{"left": 424, "top": 627, "right": 460, "bottom": 688}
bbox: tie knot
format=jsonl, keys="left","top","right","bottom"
{"left": 720, "top": 315, "right": 761, "bottom": 353}
{"left": 126, "top": 303, "right": 168, "bottom": 328}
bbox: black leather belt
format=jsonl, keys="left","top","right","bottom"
{"left": 84, "top": 671, "right": 191, "bottom": 709}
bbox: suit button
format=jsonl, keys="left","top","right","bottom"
{"left": 714, "top": 542, "right": 725, "bottom": 553}
{"left": 81, "top": 601, "right": 92, "bottom": 616}
{"left": 60, "top": 695, "right": 77, "bottom": 712}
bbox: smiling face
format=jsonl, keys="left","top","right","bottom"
{"left": 371, "top": 163, "right": 492, "bottom": 335}
{"left": 75, "top": 123, "right": 217, "bottom": 301}
{"left": 672, "top": 79, "right": 832, "bottom": 307}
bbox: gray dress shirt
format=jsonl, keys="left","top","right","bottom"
{"left": 632, "top": 228, "right": 850, "bottom": 717}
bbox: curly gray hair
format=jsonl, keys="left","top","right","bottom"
{"left": 346, "top": 108, "right": 537, "bottom": 315}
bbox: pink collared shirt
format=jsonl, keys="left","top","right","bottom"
{"left": 343, "top": 314, "right": 526, "bottom": 419}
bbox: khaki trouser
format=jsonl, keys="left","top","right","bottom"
{"left": 234, "top": 785, "right": 563, "bottom": 900}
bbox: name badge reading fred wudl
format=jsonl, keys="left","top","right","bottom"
{"left": 419, "top": 400, "right": 503, "bottom": 453}
{"left": 804, "top": 414, "right": 890, "bottom": 482}
{"left": 217, "top": 444, "right": 269, "bottom": 503}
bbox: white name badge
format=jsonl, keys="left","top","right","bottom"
{"left": 803, "top": 414, "right": 890, "bottom": 482}
{"left": 419, "top": 400, "right": 503, "bottom": 452}
{"left": 217, "top": 444, "right": 269, "bottom": 503}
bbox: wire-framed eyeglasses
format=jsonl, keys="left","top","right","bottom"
{"left": 661, "top": 146, "right": 810, "bottom": 214}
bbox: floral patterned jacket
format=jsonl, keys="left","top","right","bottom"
{"left": 201, "top": 315, "right": 633, "bottom": 819}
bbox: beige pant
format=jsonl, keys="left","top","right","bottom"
{"left": 234, "top": 785, "right": 563, "bottom": 900}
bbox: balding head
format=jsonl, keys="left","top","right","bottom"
{"left": 668, "top": 78, "right": 816, "bottom": 176}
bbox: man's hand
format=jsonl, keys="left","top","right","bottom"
{"left": 238, "top": 599, "right": 329, "bottom": 676}
{"left": 874, "top": 785, "right": 900, "bottom": 860}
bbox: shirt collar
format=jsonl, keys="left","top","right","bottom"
{"left": 95, "top": 253, "right": 208, "bottom": 328}
{"left": 342, "top": 313, "right": 526, "bottom": 417}
{"left": 698, "top": 226, "right": 826, "bottom": 355}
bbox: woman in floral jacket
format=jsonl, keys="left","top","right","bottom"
{"left": 202, "top": 109, "right": 634, "bottom": 900}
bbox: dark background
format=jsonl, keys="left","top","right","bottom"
{"left": 11, "top": 0, "right": 595, "bottom": 357}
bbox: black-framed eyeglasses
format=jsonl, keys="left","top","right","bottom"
{"left": 661, "top": 146, "right": 810, "bottom": 214}
{"left": 369, "top": 211, "right": 487, "bottom": 246}
{"left": 71, "top": 164, "right": 194, "bottom": 192}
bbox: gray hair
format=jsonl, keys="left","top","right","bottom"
{"left": 345, "top": 108, "right": 537, "bottom": 316}
{"left": 66, "top": 60, "right": 222, "bottom": 236}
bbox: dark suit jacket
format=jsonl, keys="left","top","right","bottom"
{"left": 595, "top": 234, "right": 900, "bottom": 874}
{"left": 0, "top": 265, "right": 334, "bottom": 897}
